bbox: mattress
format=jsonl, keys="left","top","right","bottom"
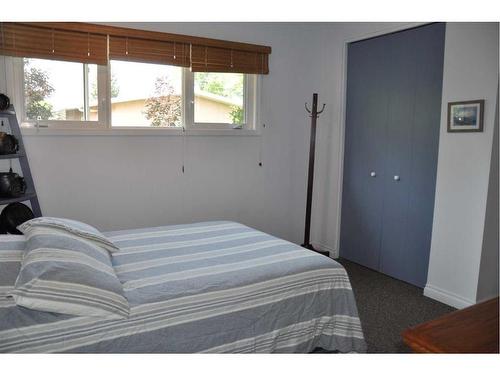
{"left": 0, "top": 221, "right": 366, "bottom": 353}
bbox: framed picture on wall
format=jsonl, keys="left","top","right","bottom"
{"left": 447, "top": 100, "right": 485, "bottom": 132}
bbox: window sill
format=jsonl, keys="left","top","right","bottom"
{"left": 20, "top": 127, "right": 261, "bottom": 137}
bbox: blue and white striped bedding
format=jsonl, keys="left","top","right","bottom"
{"left": 0, "top": 235, "right": 24, "bottom": 310}
{"left": 0, "top": 221, "right": 366, "bottom": 353}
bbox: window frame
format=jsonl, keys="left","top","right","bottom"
{"left": 11, "top": 57, "right": 108, "bottom": 129}
{"left": 108, "top": 59, "right": 185, "bottom": 130}
{"left": 185, "top": 71, "right": 257, "bottom": 131}
{"left": 5, "top": 56, "right": 260, "bottom": 135}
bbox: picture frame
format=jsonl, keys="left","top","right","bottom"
{"left": 447, "top": 100, "right": 484, "bottom": 133}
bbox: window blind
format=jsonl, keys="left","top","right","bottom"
{"left": 0, "top": 22, "right": 271, "bottom": 74}
{"left": 109, "top": 36, "right": 190, "bottom": 67}
{"left": 0, "top": 23, "right": 107, "bottom": 65}
{"left": 190, "top": 45, "right": 269, "bottom": 74}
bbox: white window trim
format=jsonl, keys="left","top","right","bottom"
{"left": 4, "top": 56, "right": 261, "bottom": 136}
{"left": 9, "top": 57, "right": 108, "bottom": 130}
{"left": 186, "top": 71, "right": 257, "bottom": 131}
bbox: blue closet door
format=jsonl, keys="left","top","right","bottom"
{"left": 339, "top": 35, "right": 390, "bottom": 269}
{"left": 340, "top": 23, "right": 445, "bottom": 287}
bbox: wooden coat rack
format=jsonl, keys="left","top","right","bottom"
{"left": 302, "top": 93, "right": 329, "bottom": 257}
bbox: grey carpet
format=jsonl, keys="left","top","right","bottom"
{"left": 337, "top": 258, "right": 455, "bottom": 353}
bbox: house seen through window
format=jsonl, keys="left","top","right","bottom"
{"left": 110, "top": 60, "right": 183, "bottom": 127}
{"left": 194, "top": 72, "right": 244, "bottom": 125}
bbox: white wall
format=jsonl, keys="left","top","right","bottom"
{"left": 0, "top": 23, "right": 327, "bottom": 244}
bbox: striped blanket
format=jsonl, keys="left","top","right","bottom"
{"left": 0, "top": 221, "right": 366, "bottom": 353}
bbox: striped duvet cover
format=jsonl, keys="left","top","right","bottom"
{"left": 0, "top": 221, "right": 366, "bottom": 353}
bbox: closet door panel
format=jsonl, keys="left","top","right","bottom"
{"left": 403, "top": 23, "right": 445, "bottom": 287}
{"left": 340, "top": 37, "right": 389, "bottom": 269}
{"left": 378, "top": 24, "right": 445, "bottom": 287}
{"left": 377, "top": 29, "right": 419, "bottom": 283}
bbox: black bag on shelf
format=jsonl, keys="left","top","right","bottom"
{"left": 0, "top": 202, "right": 34, "bottom": 234}
{"left": 0, "top": 132, "right": 19, "bottom": 155}
{"left": 0, "top": 93, "right": 10, "bottom": 111}
{"left": 0, "top": 168, "right": 26, "bottom": 198}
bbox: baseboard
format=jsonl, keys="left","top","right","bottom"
{"left": 313, "top": 243, "right": 338, "bottom": 259}
{"left": 424, "top": 284, "right": 475, "bottom": 309}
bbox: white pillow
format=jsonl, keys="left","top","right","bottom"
{"left": 11, "top": 225, "right": 129, "bottom": 319}
{"left": 18, "top": 217, "right": 119, "bottom": 253}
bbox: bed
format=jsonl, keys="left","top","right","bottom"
{"left": 0, "top": 220, "right": 365, "bottom": 353}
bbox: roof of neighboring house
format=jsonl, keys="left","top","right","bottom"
{"left": 193, "top": 90, "right": 242, "bottom": 106}
{"left": 67, "top": 90, "right": 242, "bottom": 112}
{"left": 108, "top": 89, "right": 242, "bottom": 107}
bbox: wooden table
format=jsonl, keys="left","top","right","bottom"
{"left": 403, "top": 297, "right": 499, "bottom": 353}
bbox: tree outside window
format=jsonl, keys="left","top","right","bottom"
{"left": 195, "top": 72, "right": 244, "bottom": 124}
{"left": 143, "top": 77, "right": 181, "bottom": 127}
{"left": 24, "top": 59, "right": 54, "bottom": 120}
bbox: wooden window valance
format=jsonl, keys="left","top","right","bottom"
{"left": 0, "top": 22, "right": 271, "bottom": 74}
{"left": 109, "top": 36, "right": 190, "bottom": 68}
{"left": 0, "top": 23, "right": 108, "bottom": 65}
{"left": 190, "top": 45, "right": 269, "bottom": 74}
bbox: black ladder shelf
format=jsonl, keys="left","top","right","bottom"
{"left": 0, "top": 105, "right": 41, "bottom": 216}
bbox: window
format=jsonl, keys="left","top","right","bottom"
{"left": 193, "top": 72, "right": 245, "bottom": 125}
{"left": 185, "top": 71, "right": 257, "bottom": 131}
{"left": 23, "top": 58, "right": 99, "bottom": 123}
{"left": 8, "top": 56, "right": 258, "bottom": 133}
{"left": 1, "top": 22, "right": 269, "bottom": 134}
{"left": 110, "top": 60, "right": 183, "bottom": 127}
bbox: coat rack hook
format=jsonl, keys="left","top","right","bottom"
{"left": 305, "top": 102, "right": 312, "bottom": 114}
{"left": 317, "top": 103, "right": 326, "bottom": 115}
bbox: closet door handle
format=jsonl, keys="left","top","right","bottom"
{"left": 393, "top": 175, "right": 400, "bottom": 181}
{"left": 370, "top": 171, "right": 376, "bottom": 177}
